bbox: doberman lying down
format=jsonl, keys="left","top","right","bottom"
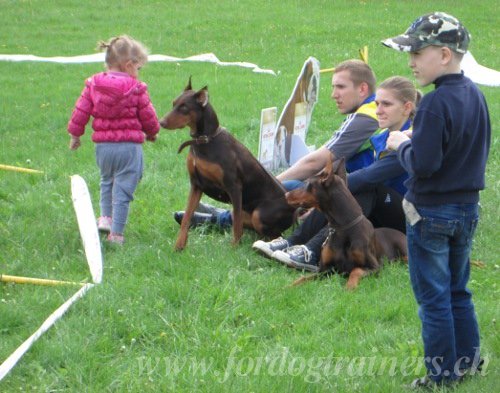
{"left": 286, "top": 157, "right": 407, "bottom": 289}
{"left": 159, "top": 78, "right": 295, "bottom": 250}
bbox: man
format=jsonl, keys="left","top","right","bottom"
{"left": 174, "top": 60, "right": 379, "bottom": 234}
{"left": 278, "top": 59, "right": 378, "bottom": 183}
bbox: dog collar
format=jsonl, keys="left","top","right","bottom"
{"left": 177, "top": 127, "right": 224, "bottom": 153}
{"left": 336, "top": 214, "right": 364, "bottom": 231}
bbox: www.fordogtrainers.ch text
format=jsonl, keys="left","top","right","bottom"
{"left": 137, "top": 346, "right": 487, "bottom": 384}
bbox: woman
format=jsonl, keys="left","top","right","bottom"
{"left": 254, "top": 76, "right": 421, "bottom": 271}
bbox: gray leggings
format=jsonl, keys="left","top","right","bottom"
{"left": 95, "top": 143, "right": 143, "bottom": 234}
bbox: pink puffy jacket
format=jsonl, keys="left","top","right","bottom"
{"left": 67, "top": 71, "right": 159, "bottom": 143}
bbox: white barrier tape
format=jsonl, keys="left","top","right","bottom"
{"left": 0, "top": 175, "right": 103, "bottom": 381}
{"left": 0, "top": 52, "right": 277, "bottom": 75}
{"left": 0, "top": 283, "right": 95, "bottom": 381}
{"left": 461, "top": 51, "right": 500, "bottom": 87}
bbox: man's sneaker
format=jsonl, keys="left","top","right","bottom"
{"left": 272, "top": 245, "right": 319, "bottom": 272}
{"left": 97, "top": 216, "right": 112, "bottom": 233}
{"left": 107, "top": 233, "right": 124, "bottom": 245}
{"left": 173, "top": 211, "right": 215, "bottom": 227}
{"left": 197, "top": 201, "right": 226, "bottom": 216}
{"left": 252, "top": 237, "right": 289, "bottom": 258}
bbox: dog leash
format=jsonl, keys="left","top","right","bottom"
{"left": 323, "top": 214, "right": 364, "bottom": 245}
{"left": 177, "top": 127, "right": 224, "bottom": 153}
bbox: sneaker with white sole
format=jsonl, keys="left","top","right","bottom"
{"left": 97, "top": 216, "right": 112, "bottom": 233}
{"left": 173, "top": 211, "right": 216, "bottom": 227}
{"left": 252, "top": 237, "right": 289, "bottom": 258}
{"left": 272, "top": 245, "right": 319, "bottom": 272}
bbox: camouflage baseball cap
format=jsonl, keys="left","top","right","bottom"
{"left": 382, "top": 12, "right": 470, "bottom": 54}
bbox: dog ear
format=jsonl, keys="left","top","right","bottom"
{"left": 185, "top": 76, "right": 193, "bottom": 91}
{"left": 319, "top": 153, "right": 335, "bottom": 186}
{"left": 324, "top": 156, "right": 333, "bottom": 176}
{"left": 332, "top": 157, "right": 347, "bottom": 184}
{"left": 322, "top": 169, "right": 337, "bottom": 189}
{"left": 319, "top": 158, "right": 331, "bottom": 181}
{"left": 195, "top": 86, "right": 209, "bottom": 107}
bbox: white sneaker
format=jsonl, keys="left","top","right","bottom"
{"left": 252, "top": 237, "right": 289, "bottom": 258}
{"left": 97, "top": 216, "right": 112, "bottom": 233}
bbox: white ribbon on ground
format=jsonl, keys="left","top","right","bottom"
{"left": 0, "top": 283, "right": 95, "bottom": 381}
{"left": 0, "top": 52, "right": 277, "bottom": 75}
{"left": 461, "top": 51, "right": 500, "bottom": 87}
{"left": 2, "top": 51, "right": 498, "bottom": 85}
{"left": 0, "top": 176, "right": 103, "bottom": 381}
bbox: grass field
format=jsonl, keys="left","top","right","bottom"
{"left": 0, "top": 1, "right": 498, "bottom": 392}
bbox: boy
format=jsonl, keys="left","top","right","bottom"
{"left": 383, "top": 12, "right": 491, "bottom": 388}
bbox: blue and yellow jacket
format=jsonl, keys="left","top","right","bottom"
{"left": 369, "top": 119, "right": 411, "bottom": 195}
{"left": 344, "top": 96, "right": 379, "bottom": 173}
{"left": 347, "top": 119, "right": 411, "bottom": 196}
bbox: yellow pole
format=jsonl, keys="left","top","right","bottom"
{"left": 0, "top": 274, "right": 85, "bottom": 287}
{"left": 359, "top": 45, "right": 369, "bottom": 64}
{"left": 319, "top": 67, "right": 335, "bottom": 74}
{"left": 320, "top": 46, "right": 369, "bottom": 74}
{"left": 471, "top": 260, "right": 485, "bottom": 268}
{"left": 0, "top": 164, "right": 44, "bottom": 174}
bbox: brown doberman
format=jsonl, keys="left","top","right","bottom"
{"left": 160, "top": 78, "right": 296, "bottom": 251}
{"left": 286, "top": 156, "right": 407, "bottom": 289}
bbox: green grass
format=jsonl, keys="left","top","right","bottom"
{"left": 0, "top": 0, "right": 498, "bottom": 391}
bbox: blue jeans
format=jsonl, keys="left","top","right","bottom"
{"left": 96, "top": 143, "right": 143, "bottom": 234}
{"left": 406, "top": 203, "right": 480, "bottom": 383}
{"left": 216, "top": 179, "right": 305, "bottom": 227}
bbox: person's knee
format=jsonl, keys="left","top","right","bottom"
{"left": 216, "top": 210, "right": 233, "bottom": 227}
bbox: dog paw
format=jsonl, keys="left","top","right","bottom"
{"left": 174, "top": 239, "right": 187, "bottom": 251}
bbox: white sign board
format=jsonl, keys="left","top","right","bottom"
{"left": 258, "top": 57, "right": 320, "bottom": 172}
{"left": 258, "top": 107, "right": 278, "bottom": 171}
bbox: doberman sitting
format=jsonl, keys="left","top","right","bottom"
{"left": 159, "top": 78, "right": 295, "bottom": 251}
{"left": 285, "top": 157, "right": 407, "bottom": 289}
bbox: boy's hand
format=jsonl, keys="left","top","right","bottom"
{"left": 402, "top": 129, "right": 413, "bottom": 138}
{"left": 69, "top": 136, "right": 81, "bottom": 150}
{"left": 387, "top": 131, "right": 410, "bottom": 151}
{"left": 146, "top": 134, "right": 157, "bottom": 142}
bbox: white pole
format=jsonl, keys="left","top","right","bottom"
{"left": 71, "top": 175, "right": 103, "bottom": 284}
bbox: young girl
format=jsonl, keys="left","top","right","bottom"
{"left": 256, "top": 76, "right": 421, "bottom": 269}
{"left": 68, "top": 35, "right": 160, "bottom": 245}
